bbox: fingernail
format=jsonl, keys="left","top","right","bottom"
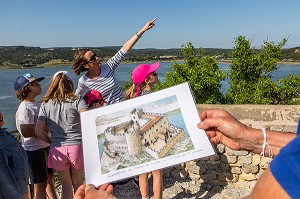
{"left": 197, "top": 122, "right": 203, "bottom": 128}
{"left": 86, "top": 184, "right": 96, "bottom": 190}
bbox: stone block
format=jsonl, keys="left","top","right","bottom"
{"left": 231, "top": 166, "right": 241, "bottom": 174}
{"left": 252, "top": 154, "right": 261, "bottom": 165}
{"left": 188, "top": 173, "right": 200, "bottom": 181}
{"left": 171, "top": 169, "right": 188, "bottom": 179}
{"left": 242, "top": 164, "right": 259, "bottom": 174}
{"left": 216, "top": 144, "right": 225, "bottom": 153}
{"left": 225, "top": 147, "right": 249, "bottom": 156}
{"left": 217, "top": 172, "right": 234, "bottom": 182}
{"left": 185, "top": 161, "right": 201, "bottom": 175}
{"left": 240, "top": 172, "right": 257, "bottom": 181}
{"left": 200, "top": 173, "right": 217, "bottom": 181}
{"left": 220, "top": 154, "right": 237, "bottom": 164}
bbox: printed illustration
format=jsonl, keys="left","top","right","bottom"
{"left": 81, "top": 82, "right": 216, "bottom": 185}
{"left": 94, "top": 96, "right": 194, "bottom": 174}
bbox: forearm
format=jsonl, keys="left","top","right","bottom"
{"left": 241, "top": 127, "right": 296, "bottom": 156}
{"left": 20, "top": 124, "right": 36, "bottom": 138}
{"left": 122, "top": 18, "right": 156, "bottom": 52}
{"left": 122, "top": 30, "right": 145, "bottom": 53}
{"left": 35, "top": 120, "right": 51, "bottom": 143}
{"left": 35, "top": 130, "right": 51, "bottom": 144}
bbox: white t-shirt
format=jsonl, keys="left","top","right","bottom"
{"left": 16, "top": 101, "right": 49, "bottom": 151}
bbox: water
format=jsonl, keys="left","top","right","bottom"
{"left": 1, "top": 62, "right": 300, "bottom": 130}
{"left": 168, "top": 110, "right": 188, "bottom": 135}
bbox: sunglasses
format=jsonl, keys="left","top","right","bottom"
{"left": 150, "top": 72, "right": 158, "bottom": 76}
{"left": 90, "top": 99, "right": 105, "bottom": 105}
{"left": 85, "top": 53, "right": 97, "bottom": 65}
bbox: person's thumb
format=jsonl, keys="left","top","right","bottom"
{"left": 85, "top": 184, "right": 96, "bottom": 192}
{"left": 198, "top": 118, "right": 219, "bottom": 130}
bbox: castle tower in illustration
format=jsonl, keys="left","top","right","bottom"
{"left": 102, "top": 108, "right": 185, "bottom": 164}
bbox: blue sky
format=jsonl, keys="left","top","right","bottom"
{"left": 0, "top": 0, "right": 299, "bottom": 49}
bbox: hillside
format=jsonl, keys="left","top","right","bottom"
{"left": 0, "top": 46, "right": 299, "bottom": 68}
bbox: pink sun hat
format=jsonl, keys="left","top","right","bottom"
{"left": 132, "top": 62, "right": 160, "bottom": 97}
{"left": 84, "top": 89, "right": 106, "bottom": 106}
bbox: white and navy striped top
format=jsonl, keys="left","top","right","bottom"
{"left": 75, "top": 48, "right": 127, "bottom": 105}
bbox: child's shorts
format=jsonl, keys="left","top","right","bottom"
{"left": 27, "top": 146, "right": 53, "bottom": 184}
{"left": 48, "top": 144, "right": 84, "bottom": 171}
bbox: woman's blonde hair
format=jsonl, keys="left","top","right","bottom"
{"left": 40, "top": 72, "right": 77, "bottom": 103}
{"left": 72, "top": 49, "right": 90, "bottom": 75}
{"left": 124, "top": 82, "right": 147, "bottom": 100}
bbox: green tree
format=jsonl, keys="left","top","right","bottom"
{"left": 156, "top": 42, "right": 225, "bottom": 104}
{"left": 275, "top": 74, "right": 300, "bottom": 104}
{"left": 225, "top": 35, "right": 294, "bottom": 104}
{"left": 121, "top": 39, "right": 300, "bottom": 105}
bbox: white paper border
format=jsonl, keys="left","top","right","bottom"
{"left": 81, "top": 82, "right": 215, "bottom": 185}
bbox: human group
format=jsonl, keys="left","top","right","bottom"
{"left": 1, "top": 18, "right": 299, "bottom": 199}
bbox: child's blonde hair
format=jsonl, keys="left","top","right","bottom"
{"left": 124, "top": 82, "right": 147, "bottom": 100}
{"left": 40, "top": 72, "right": 77, "bottom": 103}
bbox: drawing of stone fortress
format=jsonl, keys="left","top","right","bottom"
{"left": 101, "top": 108, "right": 185, "bottom": 166}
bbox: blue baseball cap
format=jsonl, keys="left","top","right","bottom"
{"left": 14, "top": 73, "right": 45, "bottom": 91}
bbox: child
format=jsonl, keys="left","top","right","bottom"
{"left": 0, "top": 112, "right": 29, "bottom": 199}
{"left": 83, "top": 89, "right": 106, "bottom": 109}
{"left": 72, "top": 18, "right": 156, "bottom": 105}
{"left": 35, "top": 71, "right": 88, "bottom": 199}
{"left": 14, "top": 73, "right": 57, "bottom": 199}
{"left": 125, "top": 62, "right": 163, "bottom": 199}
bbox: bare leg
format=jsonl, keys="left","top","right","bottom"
{"left": 152, "top": 170, "right": 163, "bottom": 199}
{"left": 34, "top": 182, "right": 47, "bottom": 199}
{"left": 70, "top": 167, "right": 83, "bottom": 193}
{"left": 22, "top": 186, "right": 31, "bottom": 199}
{"left": 57, "top": 169, "right": 73, "bottom": 199}
{"left": 22, "top": 193, "right": 30, "bottom": 199}
{"left": 46, "top": 172, "right": 58, "bottom": 199}
{"left": 25, "top": 185, "right": 32, "bottom": 199}
{"left": 139, "top": 173, "right": 149, "bottom": 198}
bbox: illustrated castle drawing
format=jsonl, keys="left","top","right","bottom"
{"left": 100, "top": 108, "right": 185, "bottom": 168}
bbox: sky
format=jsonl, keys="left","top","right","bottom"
{"left": 0, "top": 0, "right": 299, "bottom": 49}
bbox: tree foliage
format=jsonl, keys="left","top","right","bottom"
{"left": 155, "top": 42, "right": 225, "bottom": 104}
{"left": 275, "top": 74, "right": 300, "bottom": 104}
{"left": 225, "top": 35, "right": 300, "bottom": 104}
{"left": 123, "top": 38, "right": 300, "bottom": 105}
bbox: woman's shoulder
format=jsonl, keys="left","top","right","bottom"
{"left": 79, "top": 73, "right": 89, "bottom": 81}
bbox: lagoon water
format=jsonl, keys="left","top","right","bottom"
{"left": 1, "top": 62, "right": 300, "bottom": 130}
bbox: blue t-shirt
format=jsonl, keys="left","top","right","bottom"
{"left": 270, "top": 118, "right": 300, "bottom": 198}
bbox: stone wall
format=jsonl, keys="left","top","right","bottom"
{"left": 161, "top": 105, "right": 300, "bottom": 198}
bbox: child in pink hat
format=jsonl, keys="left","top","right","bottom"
{"left": 84, "top": 89, "right": 106, "bottom": 109}
{"left": 125, "top": 62, "right": 160, "bottom": 98}
{"left": 125, "top": 62, "right": 163, "bottom": 199}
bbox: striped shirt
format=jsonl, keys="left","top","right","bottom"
{"left": 75, "top": 48, "right": 127, "bottom": 105}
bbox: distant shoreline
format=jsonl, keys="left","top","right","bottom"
{"left": 1, "top": 60, "right": 300, "bottom": 70}
{"left": 217, "top": 60, "right": 300, "bottom": 65}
